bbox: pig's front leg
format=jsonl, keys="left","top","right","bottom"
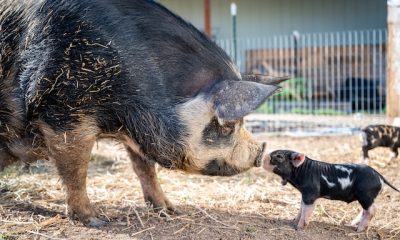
{"left": 295, "top": 199, "right": 315, "bottom": 230}
{"left": 361, "top": 146, "right": 370, "bottom": 164}
{"left": 126, "top": 146, "right": 179, "bottom": 214}
{"left": 293, "top": 200, "right": 302, "bottom": 225}
{"left": 389, "top": 146, "right": 398, "bottom": 163}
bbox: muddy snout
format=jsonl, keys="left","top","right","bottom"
{"left": 255, "top": 142, "right": 269, "bottom": 167}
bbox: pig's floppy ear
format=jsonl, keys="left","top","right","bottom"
{"left": 207, "top": 80, "right": 280, "bottom": 121}
{"left": 241, "top": 74, "right": 291, "bottom": 85}
{"left": 290, "top": 152, "right": 305, "bottom": 167}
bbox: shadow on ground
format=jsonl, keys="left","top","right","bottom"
{"left": 0, "top": 196, "right": 389, "bottom": 240}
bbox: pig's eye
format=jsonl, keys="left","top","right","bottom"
{"left": 221, "top": 125, "right": 234, "bottom": 136}
{"left": 276, "top": 154, "right": 284, "bottom": 161}
{"left": 220, "top": 122, "right": 235, "bottom": 136}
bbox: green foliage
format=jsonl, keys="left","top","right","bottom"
{"left": 273, "top": 77, "right": 306, "bottom": 101}
{"left": 0, "top": 165, "right": 23, "bottom": 178}
{"left": 255, "top": 102, "right": 274, "bottom": 114}
{"left": 255, "top": 77, "right": 349, "bottom": 115}
{"left": 0, "top": 233, "right": 15, "bottom": 240}
{"left": 243, "top": 224, "right": 257, "bottom": 238}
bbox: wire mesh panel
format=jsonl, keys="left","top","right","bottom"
{"left": 216, "top": 29, "right": 387, "bottom": 116}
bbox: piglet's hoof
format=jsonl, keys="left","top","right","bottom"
{"left": 294, "top": 225, "right": 303, "bottom": 231}
{"left": 295, "top": 219, "right": 309, "bottom": 231}
{"left": 356, "top": 225, "right": 367, "bottom": 232}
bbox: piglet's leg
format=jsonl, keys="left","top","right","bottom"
{"left": 296, "top": 200, "right": 315, "bottom": 230}
{"left": 361, "top": 146, "right": 370, "bottom": 164}
{"left": 389, "top": 146, "right": 398, "bottom": 163}
{"left": 356, "top": 204, "right": 376, "bottom": 232}
{"left": 293, "top": 200, "right": 302, "bottom": 225}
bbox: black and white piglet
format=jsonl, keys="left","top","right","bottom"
{"left": 360, "top": 124, "right": 400, "bottom": 164}
{"left": 264, "top": 150, "right": 399, "bottom": 232}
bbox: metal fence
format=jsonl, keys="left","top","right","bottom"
{"left": 216, "top": 29, "right": 387, "bottom": 116}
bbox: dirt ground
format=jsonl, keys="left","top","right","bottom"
{"left": 1, "top": 135, "right": 399, "bottom": 240}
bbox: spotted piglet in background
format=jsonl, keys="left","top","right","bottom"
{"left": 360, "top": 125, "right": 400, "bottom": 164}
{"left": 264, "top": 150, "right": 399, "bottom": 232}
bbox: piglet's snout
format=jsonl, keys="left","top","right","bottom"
{"left": 255, "top": 142, "right": 269, "bottom": 167}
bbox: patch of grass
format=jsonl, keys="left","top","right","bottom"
{"left": 90, "top": 153, "right": 111, "bottom": 162}
{"left": 275, "top": 77, "right": 306, "bottom": 101}
{"left": 0, "top": 165, "right": 24, "bottom": 179}
{"left": 255, "top": 103, "right": 274, "bottom": 114}
{"left": 243, "top": 224, "right": 257, "bottom": 238}
{"left": 0, "top": 233, "right": 16, "bottom": 240}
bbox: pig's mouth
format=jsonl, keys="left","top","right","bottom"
{"left": 254, "top": 142, "right": 267, "bottom": 167}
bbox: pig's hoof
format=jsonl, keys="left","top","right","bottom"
{"left": 85, "top": 217, "right": 107, "bottom": 228}
{"left": 166, "top": 204, "right": 182, "bottom": 215}
{"left": 146, "top": 198, "right": 181, "bottom": 216}
{"left": 169, "top": 208, "right": 182, "bottom": 215}
{"left": 356, "top": 226, "right": 367, "bottom": 232}
{"left": 294, "top": 225, "right": 303, "bottom": 231}
{"left": 293, "top": 218, "right": 300, "bottom": 226}
{"left": 155, "top": 206, "right": 182, "bottom": 217}
{"left": 295, "top": 219, "right": 308, "bottom": 230}
{"left": 350, "top": 220, "right": 360, "bottom": 227}
{"left": 294, "top": 223, "right": 303, "bottom": 231}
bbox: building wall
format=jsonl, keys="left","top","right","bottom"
{"left": 159, "top": 0, "right": 387, "bottom": 40}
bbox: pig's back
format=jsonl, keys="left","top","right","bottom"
{"left": 362, "top": 125, "right": 400, "bottom": 147}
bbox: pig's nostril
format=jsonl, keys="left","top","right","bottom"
{"left": 255, "top": 142, "right": 267, "bottom": 167}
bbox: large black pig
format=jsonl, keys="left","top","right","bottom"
{"left": 0, "top": 0, "right": 286, "bottom": 226}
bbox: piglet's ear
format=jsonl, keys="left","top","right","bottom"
{"left": 207, "top": 80, "right": 280, "bottom": 121}
{"left": 290, "top": 152, "right": 305, "bottom": 167}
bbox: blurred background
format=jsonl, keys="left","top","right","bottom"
{"left": 158, "top": 0, "right": 399, "bottom": 136}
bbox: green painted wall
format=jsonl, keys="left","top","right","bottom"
{"left": 159, "top": 0, "right": 387, "bottom": 40}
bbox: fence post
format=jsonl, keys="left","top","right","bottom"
{"left": 293, "top": 30, "right": 300, "bottom": 78}
{"left": 231, "top": 3, "right": 237, "bottom": 63}
{"left": 387, "top": 0, "right": 400, "bottom": 118}
{"left": 204, "top": 0, "right": 211, "bottom": 38}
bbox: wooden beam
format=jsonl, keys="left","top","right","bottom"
{"left": 204, "top": 0, "right": 211, "bottom": 38}
{"left": 387, "top": 0, "right": 400, "bottom": 118}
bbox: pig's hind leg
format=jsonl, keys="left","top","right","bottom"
{"left": 126, "top": 146, "right": 179, "bottom": 215}
{"left": 40, "top": 123, "right": 104, "bottom": 227}
{"left": 354, "top": 190, "right": 379, "bottom": 232}
{"left": 355, "top": 204, "right": 376, "bottom": 232}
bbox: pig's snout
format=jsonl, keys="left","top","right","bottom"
{"left": 255, "top": 142, "right": 268, "bottom": 167}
